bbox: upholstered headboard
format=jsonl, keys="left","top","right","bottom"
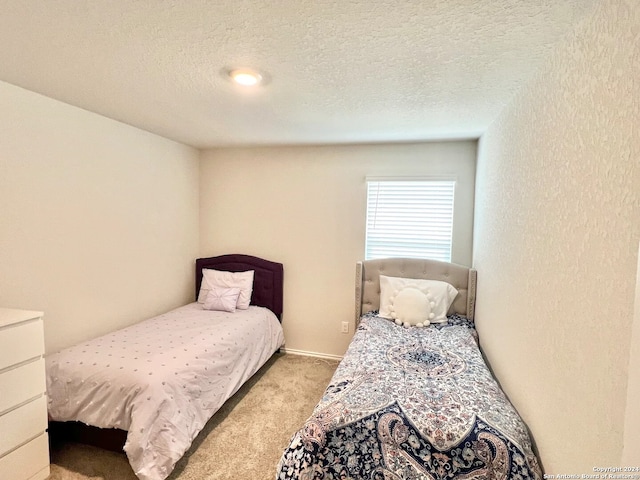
{"left": 195, "top": 254, "right": 284, "bottom": 321}
{"left": 355, "top": 258, "right": 477, "bottom": 322}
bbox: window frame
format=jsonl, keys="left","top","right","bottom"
{"left": 364, "top": 176, "right": 457, "bottom": 262}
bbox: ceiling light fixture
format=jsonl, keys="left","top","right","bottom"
{"left": 225, "top": 68, "right": 266, "bottom": 87}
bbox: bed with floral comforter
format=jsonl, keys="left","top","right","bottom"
{"left": 276, "top": 313, "right": 541, "bottom": 480}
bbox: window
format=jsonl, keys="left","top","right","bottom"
{"left": 365, "top": 179, "right": 455, "bottom": 261}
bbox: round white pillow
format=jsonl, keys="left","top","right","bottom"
{"left": 388, "top": 286, "right": 432, "bottom": 327}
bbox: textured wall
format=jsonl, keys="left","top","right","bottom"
{"left": 473, "top": 0, "right": 639, "bottom": 471}
{"left": 622, "top": 243, "right": 640, "bottom": 463}
{"left": 200, "top": 141, "right": 476, "bottom": 358}
{"left": 0, "top": 80, "right": 200, "bottom": 353}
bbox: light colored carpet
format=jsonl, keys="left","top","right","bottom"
{"left": 48, "top": 353, "right": 339, "bottom": 480}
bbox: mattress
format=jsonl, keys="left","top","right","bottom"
{"left": 277, "top": 314, "right": 541, "bottom": 479}
{"left": 46, "top": 302, "right": 284, "bottom": 480}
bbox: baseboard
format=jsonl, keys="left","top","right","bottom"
{"left": 281, "top": 347, "right": 343, "bottom": 362}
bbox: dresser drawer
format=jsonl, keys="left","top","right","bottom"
{"left": 0, "top": 358, "right": 45, "bottom": 414}
{"left": 0, "top": 318, "right": 44, "bottom": 371}
{"left": 0, "top": 432, "right": 49, "bottom": 480}
{"left": 0, "top": 396, "right": 47, "bottom": 457}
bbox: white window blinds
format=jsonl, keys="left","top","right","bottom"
{"left": 365, "top": 179, "right": 455, "bottom": 261}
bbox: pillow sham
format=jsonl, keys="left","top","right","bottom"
{"left": 379, "top": 275, "right": 458, "bottom": 324}
{"left": 198, "top": 269, "right": 254, "bottom": 309}
{"left": 203, "top": 287, "right": 241, "bottom": 312}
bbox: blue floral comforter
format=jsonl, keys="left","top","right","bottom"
{"left": 276, "top": 314, "right": 542, "bottom": 480}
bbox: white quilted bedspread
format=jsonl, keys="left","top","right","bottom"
{"left": 46, "top": 303, "right": 284, "bottom": 480}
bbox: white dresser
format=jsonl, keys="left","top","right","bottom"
{"left": 0, "top": 308, "right": 50, "bottom": 480}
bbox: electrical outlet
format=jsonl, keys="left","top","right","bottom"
{"left": 341, "top": 321, "right": 349, "bottom": 334}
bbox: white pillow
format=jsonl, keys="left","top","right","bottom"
{"left": 379, "top": 275, "right": 458, "bottom": 324}
{"left": 203, "top": 287, "right": 241, "bottom": 312}
{"left": 388, "top": 286, "right": 432, "bottom": 327}
{"left": 198, "top": 269, "right": 254, "bottom": 310}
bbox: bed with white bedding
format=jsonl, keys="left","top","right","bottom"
{"left": 276, "top": 258, "right": 542, "bottom": 480}
{"left": 46, "top": 254, "right": 285, "bottom": 480}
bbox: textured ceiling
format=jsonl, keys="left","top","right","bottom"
{"left": 0, "top": 1, "right": 597, "bottom": 148}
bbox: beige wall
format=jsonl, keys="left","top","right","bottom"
{"left": 473, "top": 0, "right": 639, "bottom": 472}
{"left": 622, "top": 242, "right": 640, "bottom": 463}
{"left": 200, "top": 141, "right": 476, "bottom": 357}
{"left": 0, "top": 80, "right": 200, "bottom": 354}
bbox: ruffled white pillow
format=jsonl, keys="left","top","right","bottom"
{"left": 379, "top": 275, "right": 458, "bottom": 324}
{"left": 203, "top": 287, "right": 241, "bottom": 312}
{"left": 198, "top": 269, "right": 254, "bottom": 309}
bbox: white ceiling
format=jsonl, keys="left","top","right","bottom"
{"left": 0, "top": 1, "right": 597, "bottom": 149}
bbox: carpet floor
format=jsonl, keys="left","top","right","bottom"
{"left": 47, "top": 352, "right": 339, "bottom": 480}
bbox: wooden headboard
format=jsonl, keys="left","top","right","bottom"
{"left": 196, "top": 254, "right": 284, "bottom": 321}
{"left": 355, "top": 258, "right": 477, "bottom": 322}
